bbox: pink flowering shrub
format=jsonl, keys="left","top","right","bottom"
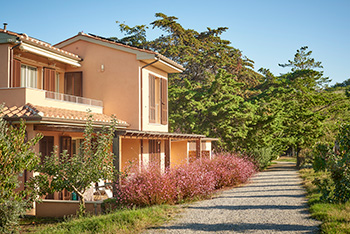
{"left": 114, "top": 153, "right": 256, "bottom": 207}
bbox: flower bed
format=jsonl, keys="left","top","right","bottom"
{"left": 113, "top": 153, "right": 256, "bottom": 208}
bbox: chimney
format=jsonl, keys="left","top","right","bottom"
{"left": 3, "top": 23, "right": 7, "bottom": 32}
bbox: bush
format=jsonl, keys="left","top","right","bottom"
{"left": 312, "top": 125, "right": 350, "bottom": 203}
{"left": 312, "top": 143, "right": 333, "bottom": 172}
{"left": 114, "top": 153, "right": 256, "bottom": 208}
{"left": 250, "top": 147, "right": 276, "bottom": 170}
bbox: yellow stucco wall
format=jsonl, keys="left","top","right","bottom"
{"left": 121, "top": 138, "right": 140, "bottom": 171}
{"left": 0, "top": 44, "right": 10, "bottom": 88}
{"left": 170, "top": 140, "right": 188, "bottom": 167}
{"left": 61, "top": 40, "right": 141, "bottom": 129}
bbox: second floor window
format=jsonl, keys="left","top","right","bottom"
{"left": 149, "top": 74, "right": 167, "bottom": 125}
{"left": 20, "top": 64, "right": 37, "bottom": 88}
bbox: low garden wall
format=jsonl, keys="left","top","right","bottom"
{"left": 35, "top": 200, "right": 103, "bottom": 218}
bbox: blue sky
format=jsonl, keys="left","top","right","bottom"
{"left": 1, "top": 0, "right": 349, "bottom": 84}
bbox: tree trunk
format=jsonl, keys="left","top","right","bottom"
{"left": 78, "top": 194, "right": 86, "bottom": 217}
{"left": 296, "top": 146, "right": 302, "bottom": 168}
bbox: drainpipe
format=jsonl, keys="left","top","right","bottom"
{"left": 9, "top": 39, "right": 22, "bottom": 87}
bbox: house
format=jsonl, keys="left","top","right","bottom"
{"left": 0, "top": 25, "right": 216, "bottom": 216}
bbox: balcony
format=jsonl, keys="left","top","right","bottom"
{"left": 0, "top": 87, "right": 103, "bottom": 114}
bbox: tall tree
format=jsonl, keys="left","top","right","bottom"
{"left": 253, "top": 46, "right": 331, "bottom": 166}
{"left": 0, "top": 112, "right": 42, "bottom": 233}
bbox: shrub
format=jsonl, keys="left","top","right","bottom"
{"left": 114, "top": 153, "right": 256, "bottom": 208}
{"left": 0, "top": 114, "right": 42, "bottom": 233}
{"left": 312, "top": 143, "right": 333, "bottom": 172}
{"left": 312, "top": 125, "right": 350, "bottom": 203}
{"left": 250, "top": 146, "right": 276, "bottom": 170}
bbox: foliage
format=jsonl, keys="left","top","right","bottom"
{"left": 250, "top": 146, "right": 276, "bottom": 170}
{"left": 31, "top": 113, "right": 117, "bottom": 215}
{"left": 312, "top": 143, "right": 333, "bottom": 172}
{"left": 330, "top": 124, "right": 350, "bottom": 203}
{"left": 310, "top": 124, "right": 350, "bottom": 203}
{"left": 114, "top": 15, "right": 350, "bottom": 168}
{"left": 114, "top": 153, "right": 256, "bottom": 207}
{"left": 254, "top": 46, "right": 332, "bottom": 167}
{"left": 29, "top": 205, "right": 177, "bottom": 234}
{"left": 0, "top": 110, "right": 42, "bottom": 233}
{"left": 299, "top": 168, "right": 350, "bottom": 234}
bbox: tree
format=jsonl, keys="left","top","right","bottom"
{"left": 113, "top": 13, "right": 262, "bottom": 152}
{"left": 32, "top": 113, "right": 117, "bottom": 215}
{"left": 0, "top": 109, "right": 42, "bottom": 233}
{"left": 254, "top": 46, "right": 332, "bottom": 166}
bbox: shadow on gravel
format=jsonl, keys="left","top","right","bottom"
{"left": 153, "top": 222, "right": 318, "bottom": 233}
{"left": 243, "top": 183, "right": 301, "bottom": 188}
{"left": 220, "top": 194, "right": 306, "bottom": 199}
{"left": 189, "top": 204, "right": 306, "bottom": 211}
{"left": 231, "top": 188, "right": 305, "bottom": 193}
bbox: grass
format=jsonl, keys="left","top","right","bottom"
{"left": 20, "top": 205, "right": 179, "bottom": 234}
{"left": 299, "top": 168, "right": 350, "bottom": 234}
{"left": 276, "top": 156, "right": 297, "bottom": 162}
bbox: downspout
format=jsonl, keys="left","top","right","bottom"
{"left": 140, "top": 55, "right": 160, "bottom": 165}
{"left": 9, "top": 39, "right": 22, "bottom": 87}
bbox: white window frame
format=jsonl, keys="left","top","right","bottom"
{"left": 20, "top": 64, "right": 38, "bottom": 88}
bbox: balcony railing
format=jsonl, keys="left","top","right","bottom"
{"left": 45, "top": 91, "right": 103, "bottom": 107}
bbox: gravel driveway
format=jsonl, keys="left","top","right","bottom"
{"left": 144, "top": 161, "right": 320, "bottom": 233}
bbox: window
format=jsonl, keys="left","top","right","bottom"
{"left": 149, "top": 140, "right": 161, "bottom": 166}
{"left": 39, "top": 136, "right": 54, "bottom": 164}
{"left": 20, "top": 64, "right": 37, "bottom": 88}
{"left": 149, "top": 75, "right": 167, "bottom": 124}
{"left": 43, "top": 68, "right": 56, "bottom": 91}
{"left": 64, "top": 72, "right": 82, "bottom": 97}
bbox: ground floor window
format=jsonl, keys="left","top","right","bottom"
{"left": 149, "top": 140, "right": 161, "bottom": 166}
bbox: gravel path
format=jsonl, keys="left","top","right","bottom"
{"left": 144, "top": 161, "right": 321, "bottom": 233}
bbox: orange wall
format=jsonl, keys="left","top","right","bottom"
{"left": 170, "top": 140, "right": 188, "bottom": 167}
{"left": 0, "top": 44, "right": 10, "bottom": 88}
{"left": 61, "top": 40, "right": 140, "bottom": 129}
{"left": 121, "top": 138, "right": 140, "bottom": 171}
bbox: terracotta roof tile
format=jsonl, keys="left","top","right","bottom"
{"left": 55, "top": 32, "right": 184, "bottom": 71}
{"left": 1, "top": 104, "right": 128, "bottom": 127}
{"left": 0, "top": 29, "right": 81, "bottom": 61}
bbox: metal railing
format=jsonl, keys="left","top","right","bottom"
{"left": 45, "top": 91, "right": 103, "bottom": 107}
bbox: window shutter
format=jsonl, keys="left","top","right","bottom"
{"left": 64, "top": 72, "right": 82, "bottom": 97}
{"left": 43, "top": 68, "right": 56, "bottom": 92}
{"left": 161, "top": 79, "right": 168, "bottom": 125}
{"left": 149, "top": 75, "right": 156, "bottom": 123}
{"left": 12, "top": 59, "right": 21, "bottom": 87}
{"left": 39, "top": 136, "right": 54, "bottom": 163}
{"left": 60, "top": 136, "right": 72, "bottom": 158}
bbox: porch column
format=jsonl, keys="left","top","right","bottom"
{"left": 196, "top": 138, "right": 202, "bottom": 160}
{"left": 112, "top": 134, "right": 121, "bottom": 196}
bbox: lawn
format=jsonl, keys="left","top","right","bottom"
{"left": 20, "top": 205, "right": 178, "bottom": 234}
{"left": 299, "top": 168, "right": 350, "bottom": 234}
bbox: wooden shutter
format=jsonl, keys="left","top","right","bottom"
{"left": 43, "top": 68, "right": 56, "bottom": 92}
{"left": 12, "top": 59, "right": 21, "bottom": 87}
{"left": 39, "top": 136, "right": 54, "bottom": 163}
{"left": 149, "top": 75, "right": 156, "bottom": 123}
{"left": 64, "top": 72, "right": 82, "bottom": 97}
{"left": 161, "top": 79, "right": 168, "bottom": 125}
{"left": 60, "top": 136, "right": 72, "bottom": 158}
